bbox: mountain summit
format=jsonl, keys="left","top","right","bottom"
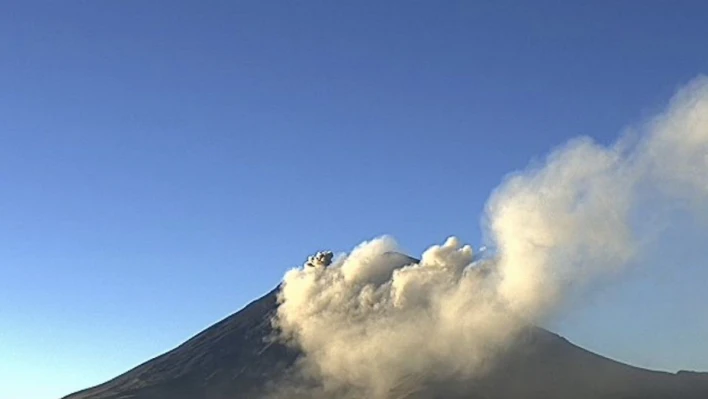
{"left": 64, "top": 255, "right": 708, "bottom": 399}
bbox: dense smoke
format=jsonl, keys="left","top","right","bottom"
{"left": 272, "top": 77, "right": 708, "bottom": 397}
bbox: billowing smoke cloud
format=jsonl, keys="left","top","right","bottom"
{"left": 272, "top": 77, "right": 708, "bottom": 397}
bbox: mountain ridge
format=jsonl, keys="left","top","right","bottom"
{"left": 63, "top": 277, "right": 708, "bottom": 399}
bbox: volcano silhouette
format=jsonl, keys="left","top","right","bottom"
{"left": 63, "top": 255, "right": 708, "bottom": 399}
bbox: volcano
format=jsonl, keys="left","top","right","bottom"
{"left": 63, "top": 256, "right": 708, "bottom": 399}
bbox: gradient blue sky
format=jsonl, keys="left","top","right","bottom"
{"left": 2, "top": 2, "right": 708, "bottom": 399}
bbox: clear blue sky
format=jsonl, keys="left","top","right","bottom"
{"left": 1, "top": 2, "right": 707, "bottom": 398}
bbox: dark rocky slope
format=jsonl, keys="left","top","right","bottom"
{"left": 64, "top": 282, "right": 708, "bottom": 399}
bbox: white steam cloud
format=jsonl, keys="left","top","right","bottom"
{"left": 272, "top": 77, "right": 708, "bottom": 397}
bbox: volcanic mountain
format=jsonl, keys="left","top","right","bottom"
{"left": 63, "top": 256, "right": 708, "bottom": 399}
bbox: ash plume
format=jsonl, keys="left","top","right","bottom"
{"left": 272, "top": 77, "right": 708, "bottom": 398}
